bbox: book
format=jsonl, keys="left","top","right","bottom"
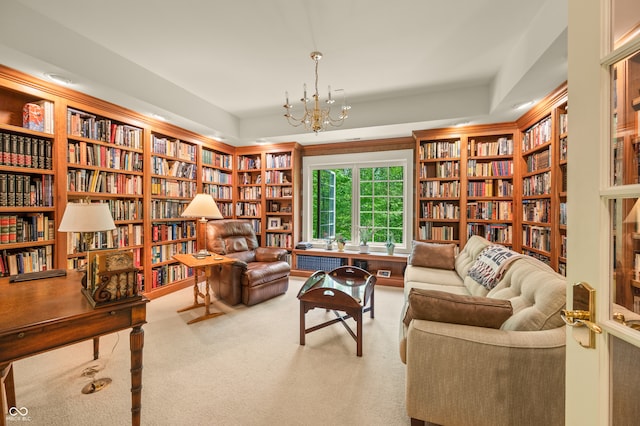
{"left": 23, "top": 103, "right": 44, "bottom": 132}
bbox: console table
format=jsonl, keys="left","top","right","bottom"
{"left": 291, "top": 248, "right": 408, "bottom": 287}
{"left": 0, "top": 271, "right": 148, "bottom": 426}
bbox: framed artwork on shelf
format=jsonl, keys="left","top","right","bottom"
{"left": 267, "top": 217, "right": 282, "bottom": 230}
{"left": 376, "top": 270, "right": 391, "bottom": 278}
{"left": 282, "top": 187, "right": 293, "bottom": 197}
{"left": 271, "top": 202, "right": 280, "bottom": 212}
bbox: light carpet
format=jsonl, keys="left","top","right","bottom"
{"left": 10, "top": 278, "right": 409, "bottom": 425}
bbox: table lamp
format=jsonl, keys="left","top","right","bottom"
{"left": 181, "top": 193, "right": 223, "bottom": 258}
{"left": 58, "top": 202, "right": 116, "bottom": 287}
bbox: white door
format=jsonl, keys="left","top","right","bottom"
{"left": 567, "top": 1, "right": 640, "bottom": 424}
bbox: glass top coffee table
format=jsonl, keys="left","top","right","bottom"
{"left": 297, "top": 266, "right": 376, "bottom": 356}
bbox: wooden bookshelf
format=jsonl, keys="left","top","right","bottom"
{"left": 200, "top": 144, "right": 234, "bottom": 217}
{"left": 235, "top": 143, "right": 301, "bottom": 251}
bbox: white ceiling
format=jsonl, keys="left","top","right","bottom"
{"left": 0, "top": 0, "right": 568, "bottom": 146}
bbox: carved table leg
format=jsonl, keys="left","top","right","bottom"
{"left": 93, "top": 337, "right": 100, "bottom": 360}
{"left": 299, "top": 301, "right": 306, "bottom": 346}
{"left": 130, "top": 325, "right": 144, "bottom": 426}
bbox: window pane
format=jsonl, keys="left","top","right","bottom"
{"left": 374, "top": 181, "right": 388, "bottom": 196}
{"left": 360, "top": 168, "right": 373, "bottom": 180}
{"left": 374, "top": 167, "right": 388, "bottom": 180}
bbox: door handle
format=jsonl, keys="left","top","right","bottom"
{"left": 561, "top": 309, "right": 603, "bottom": 333}
{"left": 563, "top": 282, "right": 600, "bottom": 349}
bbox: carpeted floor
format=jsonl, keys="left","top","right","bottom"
{"left": 9, "top": 277, "right": 409, "bottom": 425}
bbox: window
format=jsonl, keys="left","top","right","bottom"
{"left": 303, "top": 149, "right": 413, "bottom": 250}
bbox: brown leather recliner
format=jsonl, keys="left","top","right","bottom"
{"left": 205, "top": 219, "right": 290, "bottom": 306}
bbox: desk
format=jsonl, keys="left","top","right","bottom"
{"left": 173, "top": 253, "right": 234, "bottom": 324}
{"left": 0, "top": 271, "right": 148, "bottom": 426}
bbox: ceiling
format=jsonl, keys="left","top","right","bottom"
{"left": 0, "top": 0, "right": 568, "bottom": 147}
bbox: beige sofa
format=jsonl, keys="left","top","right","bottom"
{"left": 400, "top": 235, "right": 567, "bottom": 426}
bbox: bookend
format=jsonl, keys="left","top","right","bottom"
{"left": 83, "top": 249, "right": 141, "bottom": 308}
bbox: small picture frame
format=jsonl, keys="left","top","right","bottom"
{"left": 271, "top": 202, "right": 280, "bottom": 212}
{"left": 282, "top": 187, "right": 293, "bottom": 197}
{"left": 376, "top": 269, "right": 391, "bottom": 278}
{"left": 268, "top": 217, "right": 282, "bottom": 229}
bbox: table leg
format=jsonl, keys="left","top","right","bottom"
{"left": 300, "top": 302, "right": 306, "bottom": 346}
{"left": 370, "top": 287, "right": 375, "bottom": 319}
{"left": 130, "top": 325, "right": 144, "bottom": 426}
{"left": 186, "top": 275, "right": 224, "bottom": 325}
{"left": 355, "top": 310, "right": 363, "bottom": 357}
{"left": 93, "top": 337, "right": 100, "bottom": 360}
{"left": 1, "top": 362, "right": 16, "bottom": 425}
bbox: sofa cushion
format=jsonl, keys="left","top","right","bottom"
{"left": 467, "top": 244, "right": 522, "bottom": 291}
{"left": 409, "top": 241, "right": 456, "bottom": 270}
{"left": 488, "top": 256, "right": 566, "bottom": 331}
{"left": 244, "top": 261, "right": 290, "bottom": 287}
{"left": 454, "top": 235, "right": 492, "bottom": 278}
{"left": 403, "top": 288, "right": 513, "bottom": 329}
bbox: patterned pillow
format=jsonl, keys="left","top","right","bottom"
{"left": 467, "top": 245, "right": 522, "bottom": 290}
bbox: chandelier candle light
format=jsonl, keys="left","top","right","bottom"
{"left": 283, "top": 51, "right": 350, "bottom": 133}
{"left": 181, "top": 193, "right": 224, "bottom": 259}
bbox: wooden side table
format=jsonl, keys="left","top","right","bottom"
{"left": 172, "top": 253, "right": 234, "bottom": 324}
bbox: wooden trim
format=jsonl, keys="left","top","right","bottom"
{"left": 516, "top": 82, "right": 568, "bottom": 130}
{"left": 302, "top": 136, "right": 414, "bottom": 156}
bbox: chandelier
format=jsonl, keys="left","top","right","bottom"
{"left": 283, "top": 51, "right": 350, "bottom": 133}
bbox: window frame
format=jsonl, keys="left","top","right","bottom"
{"left": 302, "top": 149, "right": 414, "bottom": 252}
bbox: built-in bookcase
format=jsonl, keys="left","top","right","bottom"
{"left": 0, "top": 81, "right": 56, "bottom": 275}
{"left": 415, "top": 135, "right": 462, "bottom": 244}
{"left": 148, "top": 132, "right": 198, "bottom": 291}
{"left": 236, "top": 151, "right": 264, "bottom": 240}
{"left": 201, "top": 145, "right": 234, "bottom": 217}
{"left": 64, "top": 105, "right": 145, "bottom": 274}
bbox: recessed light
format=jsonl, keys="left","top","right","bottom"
{"left": 454, "top": 121, "right": 470, "bottom": 127}
{"left": 515, "top": 101, "right": 535, "bottom": 110}
{"left": 149, "top": 113, "right": 166, "bottom": 121}
{"left": 44, "top": 72, "right": 73, "bottom": 85}
{"left": 255, "top": 138, "right": 270, "bottom": 145}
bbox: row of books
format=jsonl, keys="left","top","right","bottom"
{"left": 467, "top": 224, "right": 513, "bottom": 244}
{"left": 264, "top": 170, "right": 291, "bottom": 184}
{"left": 419, "top": 140, "right": 461, "bottom": 160}
{"left": 466, "top": 201, "right": 513, "bottom": 221}
{"left": 522, "top": 225, "right": 552, "bottom": 252}
{"left": 467, "top": 159, "right": 513, "bottom": 177}
{"left": 202, "top": 150, "right": 232, "bottom": 169}
{"left": 265, "top": 233, "right": 293, "bottom": 249}
{"left": 265, "top": 153, "right": 292, "bottom": 169}
{"left": 523, "top": 116, "right": 552, "bottom": 151}
{"left": 420, "top": 161, "right": 460, "bottom": 179}
{"left": 106, "top": 199, "right": 143, "bottom": 221}
{"left": 150, "top": 135, "right": 196, "bottom": 161}
{"left": 68, "top": 108, "right": 143, "bottom": 148}
{"left": 0, "top": 213, "right": 54, "bottom": 244}
{"left": 23, "top": 100, "right": 54, "bottom": 133}
{"left": 525, "top": 149, "right": 551, "bottom": 172}
{"left": 1, "top": 132, "right": 52, "bottom": 169}
{"left": 150, "top": 177, "right": 196, "bottom": 198}
{"left": 421, "top": 180, "right": 460, "bottom": 198}
{"left": 148, "top": 263, "right": 193, "bottom": 289}
{"left": 0, "top": 173, "right": 54, "bottom": 207}
{"left": 68, "top": 141, "right": 143, "bottom": 172}
{"left": 235, "top": 202, "right": 262, "bottom": 217}
{"left": 467, "top": 179, "right": 513, "bottom": 197}
{"left": 522, "top": 172, "right": 551, "bottom": 196}
{"left": 421, "top": 201, "right": 461, "bottom": 220}
{"left": 67, "top": 169, "right": 143, "bottom": 194}
{"left": 0, "top": 246, "right": 53, "bottom": 276}
{"left": 560, "top": 136, "right": 568, "bottom": 162}
{"left": 65, "top": 230, "right": 118, "bottom": 254}
{"left": 151, "top": 157, "right": 196, "bottom": 179}
{"left": 203, "top": 183, "right": 233, "bottom": 199}
{"left": 523, "top": 199, "right": 551, "bottom": 223}
{"left": 237, "top": 155, "right": 261, "bottom": 170}
{"left": 151, "top": 221, "right": 196, "bottom": 243}
{"left": 150, "top": 199, "right": 189, "bottom": 220}
{"left": 418, "top": 223, "right": 456, "bottom": 241}
{"left": 468, "top": 137, "right": 513, "bottom": 157}
{"left": 150, "top": 240, "right": 196, "bottom": 264}
{"left": 202, "top": 167, "right": 232, "bottom": 184}
{"left": 238, "top": 186, "right": 262, "bottom": 200}
{"left": 265, "top": 185, "right": 293, "bottom": 198}
{"left": 114, "top": 224, "right": 144, "bottom": 247}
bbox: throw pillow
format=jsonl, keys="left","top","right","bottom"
{"left": 408, "top": 241, "right": 456, "bottom": 270}
{"left": 467, "top": 245, "right": 522, "bottom": 290}
{"left": 403, "top": 288, "right": 513, "bottom": 329}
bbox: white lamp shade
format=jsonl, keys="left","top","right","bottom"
{"left": 58, "top": 203, "right": 116, "bottom": 232}
{"left": 181, "top": 194, "right": 223, "bottom": 219}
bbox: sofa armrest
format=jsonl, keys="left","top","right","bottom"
{"left": 255, "top": 247, "right": 288, "bottom": 262}
{"left": 405, "top": 320, "right": 565, "bottom": 426}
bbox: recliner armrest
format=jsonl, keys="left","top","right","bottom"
{"left": 255, "top": 247, "right": 288, "bottom": 262}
